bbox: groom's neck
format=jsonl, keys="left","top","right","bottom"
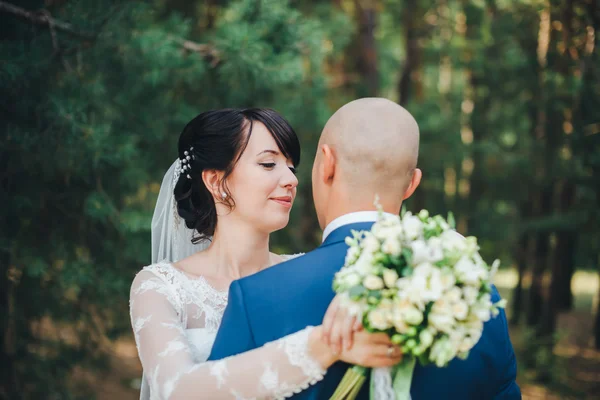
{"left": 322, "top": 192, "right": 402, "bottom": 229}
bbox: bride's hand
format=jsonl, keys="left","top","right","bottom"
{"left": 322, "top": 295, "right": 362, "bottom": 354}
{"left": 308, "top": 326, "right": 402, "bottom": 370}
{"left": 321, "top": 295, "right": 403, "bottom": 368}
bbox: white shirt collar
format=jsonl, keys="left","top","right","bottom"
{"left": 322, "top": 211, "right": 396, "bottom": 242}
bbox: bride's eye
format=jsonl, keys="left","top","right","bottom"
{"left": 288, "top": 166, "right": 297, "bottom": 175}
{"left": 259, "top": 163, "right": 276, "bottom": 170}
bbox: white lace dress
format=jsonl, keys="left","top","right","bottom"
{"left": 130, "top": 258, "right": 325, "bottom": 400}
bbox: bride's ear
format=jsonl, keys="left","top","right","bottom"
{"left": 202, "top": 169, "right": 225, "bottom": 200}
{"left": 402, "top": 168, "right": 422, "bottom": 200}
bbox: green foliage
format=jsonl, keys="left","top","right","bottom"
{"left": 0, "top": 0, "right": 598, "bottom": 396}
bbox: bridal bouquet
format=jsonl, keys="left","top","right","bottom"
{"left": 329, "top": 205, "right": 506, "bottom": 400}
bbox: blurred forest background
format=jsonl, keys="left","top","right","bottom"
{"left": 1, "top": 0, "right": 599, "bottom": 398}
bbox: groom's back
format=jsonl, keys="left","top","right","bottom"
{"left": 235, "top": 240, "right": 360, "bottom": 399}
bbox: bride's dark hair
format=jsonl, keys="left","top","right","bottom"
{"left": 174, "top": 108, "right": 301, "bottom": 243}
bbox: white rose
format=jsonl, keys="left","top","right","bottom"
{"left": 454, "top": 256, "right": 484, "bottom": 285}
{"left": 471, "top": 304, "right": 491, "bottom": 322}
{"left": 439, "top": 268, "right": 456, "bottom": 291}
{"left": 403, "top": 306, "right": 424, "bottom": 325}
{"left": 462, "top": 286, "right": 479, "bottom": 305}
{"left": 429, "top": 337, "right": 457, "bottom": 367}
{"left": 464, "top": 315, "right": 484, "bottom": 334}
{"left": 423, "top": 268, "right": 444, "bottom": 302}
{"left": 397, "top": 276, "right": 427, "bottom": 309}
{"left": 413, "top": 261, "right": 434, "bottom": 278}
{"left": 458, "top": 336, "right": 477, "bottom": 353}
{"left": 444, "top": 287, "right": 462, "bottom": 303}
{"left": 429, "top": 312, "right": 455, "bottom": 333}
{"left": 345, "top": 273, "right": 362, "bottom": 287}
{"left": 440, "top": 230, "right": 466, "bottom": 252}
{"left": 383, "top": 269, "right": 399, "bottom": 288}
{"left": 361, "top": 234, "right": 380, "bottom": 254}
{"left": 392, "top": 312, "right": 409, "bottom": 333}
{"left": 363, "top": 275, "right": 385, "bottom": 290}
{"left": 368, "top": 309, "right": 392, "bottom": 330}
{"left": 382, "top": 237, "right": 402, "bottom": 256}
{"left": 426, "top": 237, "right": 445, "bottom": 262}
{"left": 403, "top": 213, "right": 423, "bottom": 240}
{"left": 451, "top": 300, "right": 469, "bottom": 320}
{"left": 410, "top": 240, "right": 429, "bottom": 264}
{"left": 345, "top": 246, "right": 361, "bottom": 265}
{"left": 353, "top": 253, "right": 374, "bottom": 274}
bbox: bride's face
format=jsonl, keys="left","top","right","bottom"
{"left": 225, "top": 122, "right": 298, "bottom": 233}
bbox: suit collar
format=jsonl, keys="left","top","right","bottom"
{"left": 321, "top": 221, "right": 376, "bottom": 247}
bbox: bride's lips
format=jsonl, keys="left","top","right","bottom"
{"left": 270, "top": 196, "right": 293, "bottom": 208}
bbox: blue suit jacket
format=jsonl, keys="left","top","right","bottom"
{"left": 209, "top": 222, "right": 521, "bottom": 399}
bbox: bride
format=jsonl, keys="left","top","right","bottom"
{"left": 129, "top": 108, "right": 402, "bottom": 399}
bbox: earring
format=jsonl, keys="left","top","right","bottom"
{"left": 221, "top": 192, "right": 227, "bottom": 199}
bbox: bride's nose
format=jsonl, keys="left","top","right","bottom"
{"left": 281, "top": 168, "right": 299, "bottom": 189}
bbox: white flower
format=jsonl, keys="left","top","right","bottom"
{"left": 382, "top": 237, "right": 402, "bottom": 256}
{"left": 439, "top": 268, "right": 457, "bottom": 291}
{"left": 440, "top": 230, "right": 466, "bottom": 252}
{"left": 429, "top": 337, "right": 457, "bottom": 367}
{"left": 345, "top": 273, "right": 362, "bottom": 287}
{"left": 451, "top": 300, "right": 469, "bottom": 321}
{"left": 368, "top": 309, "right": 392, "bottom": 330}
{"left": 345, "top": 246, "right": 361, "bottom": 265}
{"left": 426, "top": 237, "right": 445, "bottom": 262}
{"left": 363, "top": 275, "right": 385, "bottom": 290}
{"left": 423, "top": 268, "right": 444, "bottom": 302}
{"left": 458, "top": 336, "right": 477, "bottom": 353}
{"left": 396, "top": 275, "right": 427, "bottom": 309}
{"left": 411, "top": 240, "right": 429, "bottom": 264}
{"left": 429, "top": 313, "right": 455, "bottom": 334}
{"left": 383, "top": 269, "right": 399, "bottom": 288}
{"left": 411, "top": 240, "right": 443, "bottom": 264}
{"left": 419, "top": 328, "right": 435, "bottom": 349}
{"left": 413, "top": 261, "right": 434, "bottom": 277}
{"left": 402, "top": 213, "right": 423, "bottom": 240}
{"left": 454, "top": 256, "right": 486, "bottom": 285}
{"left": 471, "top": 303, "right": 491, "bottom": 322}
{"left": 403, "top": 306, "right": 424, "bottom": 325}
{"left": 353, "top": 253, "right": 374, "bottom": 274}
{"left": 490, "top": 259, "right": 500, "bottom": 281}
{"left": 361, "top": 234, "right": 380, "bottom": 254}
{"left": 429, "top": 298, "right": 456, "bottom": 333}
{"left": 462, "top": 286, "right": 479, "bottom": 305}
{"left": 464, "top": 315, "right": 484, "bottom": 336}
{"left": 444, "top": 287, "right": 462, "bottom": 303}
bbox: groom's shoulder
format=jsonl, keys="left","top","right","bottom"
{"left": 237, "top": 242, "right": 347, "bottom": 290}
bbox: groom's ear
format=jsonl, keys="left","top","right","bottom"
{"left": 402, "top": 168, "right": 422, "bottom": 200}
{"left": 320, "top": 144, "right": 336, "bottom": 185}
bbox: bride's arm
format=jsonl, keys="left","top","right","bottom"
{"left": 130, "top": 271, "right": 402, "bottom": 400}
{"left": 131, "top": 270, "right": 336, "bottom": 399}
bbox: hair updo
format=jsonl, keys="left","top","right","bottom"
{"left": 173, "top": 108, "right": 301, "bottom": 243}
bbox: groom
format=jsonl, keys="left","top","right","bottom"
{"left": 209, "top": 98, "right": 520, "bottom": 399}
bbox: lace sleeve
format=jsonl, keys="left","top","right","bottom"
{"left": 130, "top": 270, "right": 326, "bottom": 400}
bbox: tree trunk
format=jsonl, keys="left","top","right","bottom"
{"left": 511, "top": 229, "right": 532, "bottom": 325}
{"left": 354, "top": 0, "right": 379, "bottom": 96}
{"left": 0, "top": 252, "right": 18, "bottom": 399}
{"left": 526, "top": 188, "right": 552, "bottom": 326}
{"left": 397, "top": 0, "right": 418, "bottom": 105}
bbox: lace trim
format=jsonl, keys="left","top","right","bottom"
{"left": 271, "top": 326, "right": 326, "bottom": 399}
{"left": 372, "top": 367, "right": 396, "bottom": 400}
{"left": 142, "top": 262, "right": 229, "bottom": 332}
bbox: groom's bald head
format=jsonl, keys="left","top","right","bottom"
{"left": 312, "top": 98, "right": 421, "bottom": 229}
